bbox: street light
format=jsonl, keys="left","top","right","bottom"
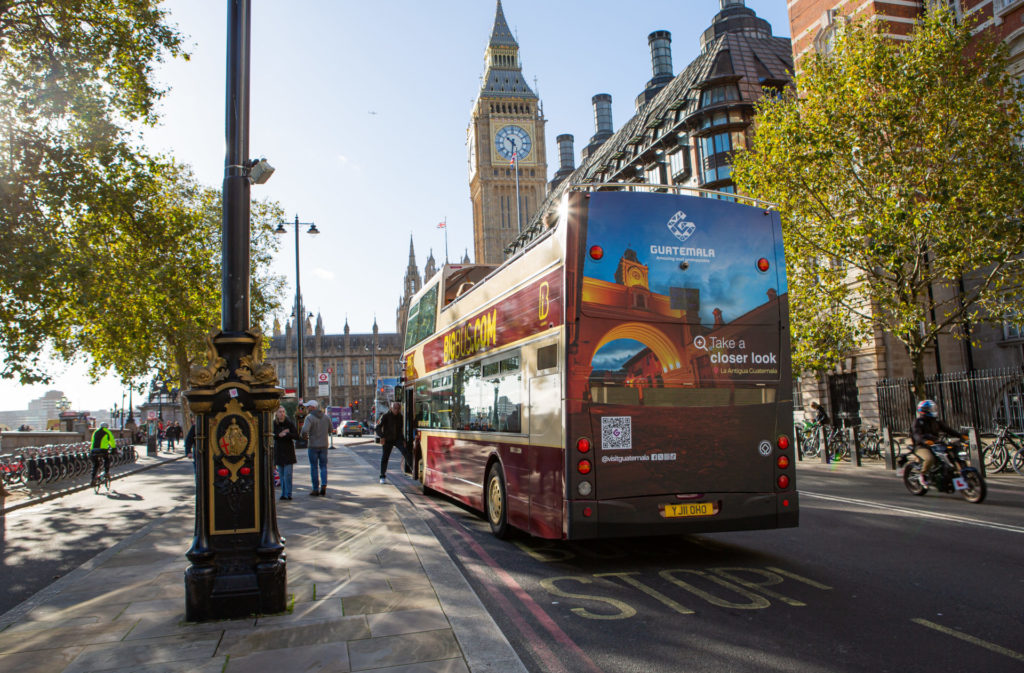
{"left": 152, "top": 377, "right": 169, "bottom": 421}
{"left": 274, "top": 214, "right": 320, "bottom": 401}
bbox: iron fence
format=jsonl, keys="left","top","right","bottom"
{"left": 877, "top": 367, "right": 1024, "bottom": 434}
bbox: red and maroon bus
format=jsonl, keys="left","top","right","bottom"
{"left": 401, "top": 186, "right": 797, "bottom": 539}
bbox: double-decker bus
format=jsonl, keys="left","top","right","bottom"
{"left": 401, "top": 186, "right": 796, "bottom": 539}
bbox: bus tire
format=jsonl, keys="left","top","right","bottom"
{"left": 485, "top": 463, "right": 510, "bottom": 539}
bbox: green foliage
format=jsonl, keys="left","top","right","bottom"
{"left": 0, "top": 1, "right": 186, "bottom": 382}
{"left": 0, "top": 2, "right": 286, "bottom": 395}
{"left": 733, "top": 6, "right": 1024, "bottom": 392}
{"left": 58, "top": 158, "right": 286, "bottom": 394}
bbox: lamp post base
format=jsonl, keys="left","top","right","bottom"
{"left": 184, "top": 330, "right": 286, "bottom": 621}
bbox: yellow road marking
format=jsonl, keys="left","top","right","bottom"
{"left": 913, "top": 619, "right": 1024, "bottom": 663}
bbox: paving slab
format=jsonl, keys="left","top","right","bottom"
{"left": 0, "top": 444, "right": 527, "bottom": 673}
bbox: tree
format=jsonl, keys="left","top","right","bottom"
{"left": 58, "top": 157, "right": 285, "bottom": 402}
{"left": 0, "top": 1, "right": 185, "bottom": 381}
{"left": 732, "top": 6, "right": 1024, "bottom": 396}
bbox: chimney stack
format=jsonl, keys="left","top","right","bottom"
{"left": 592, "top": 94, "right": 613, "bottom": 139}
{"left": 557, "top": 134, "right": 575, "bottom": 173}
{"left": 636, "top": 31, "right": 674, "bottom": 111}
{"left": 549, "top": 133, "right": 576, "bottom": 190}
{"left": 582, "top": 94, "right": 614, "bottom": 160}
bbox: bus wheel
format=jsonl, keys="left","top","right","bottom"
{"left": 485, "top": 463, "right": 510, "bottom": 539}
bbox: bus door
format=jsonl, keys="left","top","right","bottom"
{"left": 528, "top": 354, "right": 563, "bottom": 536}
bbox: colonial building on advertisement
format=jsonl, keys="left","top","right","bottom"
{"left": 783, "top": 0, "right": 1024, "bottom": 429}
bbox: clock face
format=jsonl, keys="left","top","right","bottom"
{"left": 494, "top": 125, "right": 531, "bottom": 161}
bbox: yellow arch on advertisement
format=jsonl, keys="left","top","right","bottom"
{"left": 591, "top": 323, "right": 682, "bottom": 373}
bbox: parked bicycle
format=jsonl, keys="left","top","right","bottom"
{"left": 855, "top": 425, "right": 884, "bottom": 460}
{"left": 981, "top": 424, "right": 1022, "bottom": 474}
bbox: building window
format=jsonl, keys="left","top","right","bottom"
{"left": 700, "top": 84, "right": 739, "bottom": 107}
{"left": 352, "top": 374, "right": 360, "bottom": 386}
{"left": 668, "top": 149, "right": 688, "bottom": 176}
{"left": 1004, "top": 321, "right": 1023, "bottom": 341}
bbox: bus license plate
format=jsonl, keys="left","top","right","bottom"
{"left": 663, "top": 502, "right": 715, "bottom": 518}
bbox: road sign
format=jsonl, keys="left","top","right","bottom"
{"left": 318, "top": 373, "right": 329, "bottom": 384}
{"left": 318, "top": 384, "right": 329, "bottom": 396}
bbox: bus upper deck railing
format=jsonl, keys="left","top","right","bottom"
{"left": 566, "top": 182, "right": 779, "bottom": 210}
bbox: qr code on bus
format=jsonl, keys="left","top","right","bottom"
{"left": 601, "top": 416, "right": 632, "bottom": 450}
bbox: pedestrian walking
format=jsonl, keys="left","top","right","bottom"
{"left": 294, "top": 403, "right": 309, "bottom": 450}
{"left": 375, "top": 401, "right": 412, "bottom": 484}
{"left": 184, "top": 423, "right": 195, "bottom": 458}
{"left": 273, "top": 406, "right": 299, "bottom": 500}
{"left": 167, "top": 421, "right": 181, "bottom": 451}
{"left": 300, "top": 400, "right": 331, "bottom": 496}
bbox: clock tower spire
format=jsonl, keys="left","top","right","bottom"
{"left": 468, "top": 0, "right": 548, "bottom": 265}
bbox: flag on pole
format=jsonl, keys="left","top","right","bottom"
{"left": 437, "top": 221, "right": 446, "bottom": 229}
{"left": 509, "top": 151, "right": 517, "bottom": 166}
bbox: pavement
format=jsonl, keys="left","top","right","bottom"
{"left": 0, "top": 442, "right": 528, "bottom": 673}
{"left": 0, "top": 446, "right": 189, "bottom": 514}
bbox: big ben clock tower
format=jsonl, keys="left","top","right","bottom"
{"left": 469, "top": 1, "right": 548, "bottom": 265}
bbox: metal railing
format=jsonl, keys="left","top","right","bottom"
{"left": 877, "top": 367, "right": 1024, "bottom": 434}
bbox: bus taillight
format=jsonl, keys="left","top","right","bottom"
{"left": 777, "top": 455, "right": 790, "bottom": 469}
{"left": 777, "top": 435, "right": 790, "bottom": 450}
{"left": 756, "top": 257, "right": 770, "bottom": 272}
{"left": 577, "top": 437, "right": 591, "bottom": 453}
{"left": 777, "top": 474, "right": 790, "bottom": 489}
{"left": 589, "top": 245, "right": 604, "bottom": 260}
{"left": 578, "top": 480, "right": 592, "bottom": 496}
{"left": 578, "top": 459, "right": 592, "bottom": 475}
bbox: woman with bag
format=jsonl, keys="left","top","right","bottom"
{"left": 273, "top": 406, "right": 299, "bottom": 500}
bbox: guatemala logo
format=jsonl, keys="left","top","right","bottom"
{"left": 667, "top": 211, "right": 695, "bottom": 243}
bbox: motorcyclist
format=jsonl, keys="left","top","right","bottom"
{"left": 910, "top": 400, "right": 965, "bottom": 487}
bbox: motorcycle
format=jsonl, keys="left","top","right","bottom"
{"left": 897, "top": 437, "right": 986, "bottom": 503}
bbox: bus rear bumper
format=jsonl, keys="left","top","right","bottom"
{"left": 567, "top": 492, "right": 799, "bottom": 539}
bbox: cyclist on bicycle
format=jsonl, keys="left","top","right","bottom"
{"left": 90, "top": 421, "right": 116, "bottom": 486}
{"left": 911, "top": 400, "right": 965, "bottom": 487}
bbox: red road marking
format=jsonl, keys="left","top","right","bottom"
{"left": 422, "top": 500, "right": 604, "bottom": 673}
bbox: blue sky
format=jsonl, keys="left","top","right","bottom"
{"left": 0, "top": 0, "right": 791, "bottom": 412}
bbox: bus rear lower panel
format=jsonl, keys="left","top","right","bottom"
{"left": 566, "top": 492, "right": 799, "bottom": 539}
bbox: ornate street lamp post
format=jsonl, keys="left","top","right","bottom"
{"left": 183, "top": 0, "right": 285, "bottom": 621}
{"left": 274, "top": 215, "right": 320, "bottom": 402}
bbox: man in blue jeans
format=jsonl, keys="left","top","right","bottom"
{"left": 300, "top": 400, "right": 331, "bottom": 496}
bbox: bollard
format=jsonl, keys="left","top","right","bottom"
{"left": 848, "top": 426, "right": 862, "bottom": 467}
{"left": 821, "top": 426, "right": 830, "bottom": 464}
{"left": 966, "top": 427, "right": 985, "bottom": 479}
{"left": 882, "top": 427, "right": 896, "bottom": 471}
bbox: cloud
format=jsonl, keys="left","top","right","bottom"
{"left": 312, "top": 268, "right": 335, "bottom": 281}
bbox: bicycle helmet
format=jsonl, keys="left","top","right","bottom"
{"left": 916, "top": 400, "right": 937, "bottom": 418}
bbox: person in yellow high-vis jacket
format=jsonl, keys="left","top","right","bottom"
{"left": 90, "top": 422, "right": 116, "bottom": 486}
